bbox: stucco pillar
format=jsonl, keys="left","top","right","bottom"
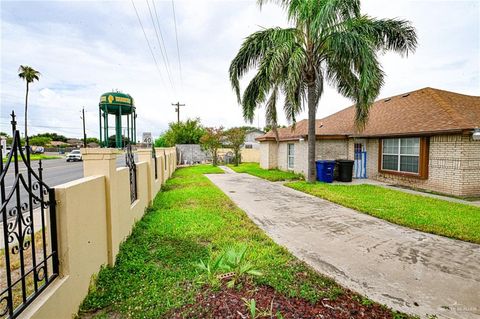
{"left": 158, "top": 152, "right": 166, "bottom": 185}
{"left": 81, "top": 148, "right": 119, "bottom": 265}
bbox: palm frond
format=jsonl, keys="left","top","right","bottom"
{"left": 324, "top": 26, "right": 385, "bottom": 129}
{"left": 348, "top": 15, "right": 418, "bottom": 56}
{"left": 18, "top": 65, "right": 41, "bottom": 83}
{"left": 310, "top": 0, "right": 360, "bottom": 35}
{"left": 265, "top": 86, "right": 280, "bottom": 141}
{"left": 229, "top": 27, "right": 300, "bottom": 103}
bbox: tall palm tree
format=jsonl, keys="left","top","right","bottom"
{"left": 18, "top": 65, "right": 41, "bottom": 141}
{"left": 229, "top": 0, "right": 417, "bottom": 182}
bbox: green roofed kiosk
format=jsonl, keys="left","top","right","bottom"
{"left": 99, "top": 92, "right": 137, "bottom": 148}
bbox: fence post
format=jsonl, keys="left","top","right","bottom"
{"left": 81, "top": 148, "right": 119, "bottom": 265}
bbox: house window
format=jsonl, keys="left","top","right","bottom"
{"left": 381, "top": 138, "right": 420, "bottom": 174}
{"left": 245, "top": 144, "right": 253, "bottom": 149}
{"left": 287, "top": 143, "right": 294, "bottom": 170}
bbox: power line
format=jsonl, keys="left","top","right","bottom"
{"left": 131, "top": 0, "right": 168, "bottom": 90}
{"left": 146, "top": 0, "right": 175, "bottom": 90}
{"left": 150, "top": 0, "right": 175, "bottom": 90}
{"left": 171, "top": 0, "right": 183, "bottom": 89}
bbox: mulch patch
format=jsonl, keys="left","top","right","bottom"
{"left": 171, "top": 282, "right": 397, "bottom": 319}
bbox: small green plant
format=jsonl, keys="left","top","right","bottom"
{"left": 242, "top": 298, "right": 277, "bottom": 319}
{"left": 244, "top": 298, "right": 257, "bottom": 318}
{"left": 195, "top": 252, "right": 225, "bottom": 286}
{"left": 221, "top": 246, "right": 262, "bottom": 288}
{"left": 196, "top": 246, "right": 262, "bottom": 288}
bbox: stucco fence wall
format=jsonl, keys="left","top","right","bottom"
{"left": 21, "top": 147, "right": 177, "bottom": 319}
{"left": 241, "top": 148, "right": 260, "bottom": 163}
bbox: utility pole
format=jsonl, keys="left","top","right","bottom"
{"left": 81, "top": 107, "right": 87, "bottom": 148}
{"left": 171, "top": 102, "right": 185, "bottom": 124}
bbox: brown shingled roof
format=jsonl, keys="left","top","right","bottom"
{"left": 256, "top": 87, "right": 480, "bottom": 141}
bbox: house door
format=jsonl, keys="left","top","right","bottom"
{"left": 354, "top": 142, "right": 367, "bottom": 178}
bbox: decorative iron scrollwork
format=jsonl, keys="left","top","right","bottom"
{"left": 0, "top": 111, "right": 59, "bottom": 318}
{"left": 125, "top": 144, "right": 137, "bottom": 203}
{"left": 152, "top": 145, "right": 158, "bottom": 180}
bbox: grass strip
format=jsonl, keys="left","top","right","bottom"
{"left": 286, "top": 182, "right": 480, "bottom": 244}
{"left": 228, "top": 162, "right": 303, "bottom": 181}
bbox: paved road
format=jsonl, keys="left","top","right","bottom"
{"left": 1, "top": 155, "right": 127, "bottom": 217}
{"left": 207, "top": 169, "right": 480, "bottom": 319}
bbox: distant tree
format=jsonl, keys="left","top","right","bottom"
{"left": 164, "top": 118, "right": 205, "bottom": 146}
{"left": 0, "top": 132, "right": 8, "bottom": 137}
{"left": 237, "top": 126, "right": 258, "bottom": 132}
{"left": 200, "top": 127, "right": 224, "bottom": 166}
{"left": 33, "top": 133, "right": 68, "bottom": 143}
{"left": 108, "top": 135, "right": 130, "bottom": 148}
{"left": 18, "top": 65, "right": 40, "bottom": 140}
{"left": 224, "top": 127, "right": 247, "bottom": 166}
{"left": 154, "top": 134, "right": 168, "bottom": 147}
{"left": 263, "top": 124, "right": 286, "bottom": 132}
{"left": 85, "top": 137, "right": 99, "bottom": 144}
{"left": 29, "top": 136, "right": 52, "bottom": 146}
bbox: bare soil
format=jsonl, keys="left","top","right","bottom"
{"left": 171, "top": 282, "right": 397, "bottom": 319}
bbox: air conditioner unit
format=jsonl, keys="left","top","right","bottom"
{"left": 473, "top": 128, "right": 480, "bottom": 141}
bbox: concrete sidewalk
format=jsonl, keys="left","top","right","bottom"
{"left": 206, "top": 172, "right": 480, "bottom": 319}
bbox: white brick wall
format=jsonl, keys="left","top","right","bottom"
{"left": 259, "top": 142, "right": 278, "bottom": 169}
{"left": 271, "top": 139, "right": 348, "bottom": 176}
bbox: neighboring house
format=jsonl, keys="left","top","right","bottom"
{"left": 48, "top": 141, "right": 69, "bottom": 147}
{"left": 67, "top": 138, "right": 82, "bottom": 147}
{"left": 257, "top": 87, "right": 480, "bottom": 197}
{"left": 244, "top": 129, "right": 265, "bottom": 149}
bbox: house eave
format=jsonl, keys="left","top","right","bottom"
{"left": 349, "top": 128, "right": 469, "bottom": 138}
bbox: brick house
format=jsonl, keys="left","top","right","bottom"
{"left": 257, "top": 87, "right": 480, "bottom": 197}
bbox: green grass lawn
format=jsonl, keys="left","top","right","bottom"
{"left": 286, "top": 182, "right": 480, "bottom": 244}
{"left": 228, "top": 162, "right": 303, "bottom": 181}
{"left": 79, "top": 165, "right": 407, "bottom": 318}
{"left": 2, "top": 154, "right": 61, "bottom": 163}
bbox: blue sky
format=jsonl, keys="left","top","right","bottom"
{"left": 1, "top": 0, "right": 479, "bottom": 140}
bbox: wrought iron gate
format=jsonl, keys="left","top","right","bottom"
{"left": 152, "top": 145, "right": 157, "bottom": 180}
{"left": 125, "top": 144, "right": 137, "bottom": 203}
{"left": 0, "top": 112, "right": 58, "bottom": 318}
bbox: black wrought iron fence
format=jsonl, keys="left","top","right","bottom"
{"left": 125, "top": 144, "right": 137, "bottom": 203}
{"left": 152, "top": 145, "right": 158, "bottom": 180}
{"left": 0, "top": 112, "right": 58, "bottom": 318}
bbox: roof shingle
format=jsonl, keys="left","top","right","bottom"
{"left": 257, "top": 87, "right": 480, "bottom": 141}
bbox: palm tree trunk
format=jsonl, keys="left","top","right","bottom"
{"left": 307, "top": 83, "right": 316, "bottom": 183}
{"left": 24, "top": 82, "right": 29, "bottom": 141}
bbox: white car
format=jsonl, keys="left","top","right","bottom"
{"left": 66, "top": 150, "right": 82, "bottom": 162}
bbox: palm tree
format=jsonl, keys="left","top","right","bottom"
{"left": 18, "top": 65, "right": 41, "bottom": 141}
{"left": 229, "top": 0, "right": 417, "bottom": 182}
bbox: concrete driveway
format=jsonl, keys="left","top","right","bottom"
{"left": 206, "top": 170, "right": 480, "bottom": 319}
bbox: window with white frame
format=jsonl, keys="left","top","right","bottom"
{"left": 382, "top": 138, "right": 420, "bottom": 174}
{"left": 287, "top": 143, "right": 294, "bottom": 170}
